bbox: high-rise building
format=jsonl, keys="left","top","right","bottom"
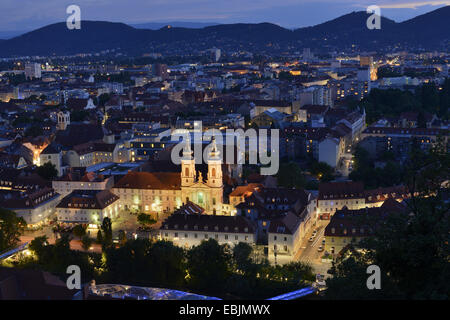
{"left": 210, "top": 48, "right": 221, "bottom": 62}
{"left": 298, "top": 86, "right": 333, "bottom": 107}
{"left": 154, "top": 63, "right": 168, "bottom": 80}
{"left": 359, "top": 56, "right": 373, "bottom": 67}
{"left": 24, "top": 62, "right": 41, "bottom": 79}
{"left": 302, "top": 48, "right": 314, "bottom": 61}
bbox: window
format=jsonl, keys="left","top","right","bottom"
{"left": 235, "top": 235, "right": 238, "bottom": 240}
{"left": 274, "top": 236, "right": 277, "bottom": 241}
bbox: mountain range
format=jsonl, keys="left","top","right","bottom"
{"left": 0, "top": 6, "right": 449, "bottom": 57}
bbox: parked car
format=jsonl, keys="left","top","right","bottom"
{"left": 322, "top": 239, "right": 326, "bottom": 245}
{"left": 317, "top": 245, "right": 324, "bottom": 252}
{"left": 309, "top": 236, "right": 314, "bottom": 242}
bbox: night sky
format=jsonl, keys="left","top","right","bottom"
{"left": 1, "top": 0, "right": 449, "bottom": 31}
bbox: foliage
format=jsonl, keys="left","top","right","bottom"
{"left": 26, "top": 234, "right": 99, "bottom": 281}
{"left": 187, "top": 239, "right": 232, "bottom": 292}
{"left": 137, "top": 213, "right": 157, "bottom": 226}
{"left": 25, "top": 125, "right": 43, "bottom": 137}
{"left": 325, "top": 141, "right": 450, "bottom": 299}
{"left": 72, "top": 224, "right": 86, "bottom": 239}
{"left": 100, "top": 217, "right": 113, "bottom": 248}
{"left": 349, "top": 146, "right": 404, "bottom": 189}
{"left": 0, "top": 208, "right": 26, "bottom": 252}
{"left": 70, "top": 110, "right": 89, "bottom": 122}
{"left": 81, "top": 235, "right": 93, "bottom": 251}
{"left": 277, "top": 162, "right": 306, "bottom": 189}
{"left": 357, "top": 78, "right": 450, "bottom": 124}
{"left": 309, "top": 161, "right": 335, "bottom": 182}
{"left": 36, "top": 162, "right": 58, "bottom": 180}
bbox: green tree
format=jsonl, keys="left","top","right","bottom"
{"left": 101, "top": 217, "right": 113, "bottom": 248}
{"left": 137, "top": 213, "right": 156, "bottom": 227}
{"left": 36, "top": 162, "right": 58, "bottom": 180}
{"left": 96, "top": 230, "right": 103, "bottom": 244}
{"left": 277, "top": 162, "right": 306, "bottom": 189}
{"left": 118, "top": 230, "right": 127, "bottom": 246}
{"left": 187, "top": 239, "right": 232, "bottom": 292}
{"left": 0, "top": 208, "right": 26, "bottom": 251}
{"left": 310, "top": 161, "right": 334, "bottom": 182}
{"left": 148, "top": 240, "right": 187, "bottom": 288}
{"left": 81, "top": 235, "right": 93, "bottom": 251}
{"left": 25, "top": 125, "right": 43, "bottom": 137}
{"left": 72, "top": 224, "right": 86, "bottom": 239}
{"left": 232, "top": 242, "right": 253, "bottom": 273}
{"left": 325, "top": 140, "right": 450, "bottom": 299}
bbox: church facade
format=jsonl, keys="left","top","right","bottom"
{"left": 112, "top": 137, "right": 232, "bottom": 217}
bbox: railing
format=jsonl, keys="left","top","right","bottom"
{"left": 266, "top": 286, "right": 316, "bottom": 300}
{"left": 0, "top": 242, "right": 29, "bottom": 260}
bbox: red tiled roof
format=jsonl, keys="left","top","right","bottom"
{"left": 114, "top": 171, "right": 181, "bottom": 190}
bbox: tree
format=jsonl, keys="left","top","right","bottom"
{"left": 25, "top": 125, "right": 43, "bottom": 137}
{"left": 81, "top": 235, "right": 93, "bottom": 251}
{"left": 325, "top": 141, "right": 450, "bottom": 299}
{"left": 276, "top": 162, "right": 306, "bottom": 189}
{"left": 70, "top": 110, "right": 89, "bottom": 122}
{"left": 72, "top": 224, "right": 86, "bottom": 239}
{"left": 36, "top": 162, "right": 58, "bottom": 180}
{"left": 137, "top": 213, "right": 157, "bottom": 227}
{"left": 96, "top": 230, "right": 103, "bottom": 244}
{"left": 232, "top": 242, "right": 253, "bottom": 273}
{"left": 98, "top": 93, "right": 111, "bottom": 107}
{"left": 118, "top": 230, "right": 127, "bottom": 246}
{"left": 148, "top": 240, "right": 187, "bottom": 288}
{"left": 310, "top": 161, "right": 334, "bottom": 182}
{"left": 0, "top": 208, "right": 26, "bottom": 251}
{"left": 187, "top": 239, "right": 232, "bottom": 292}
{"left": 101, "top": 217, "right": 113, "bottom": 248}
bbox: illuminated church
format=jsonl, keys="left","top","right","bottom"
{"left": 112, "top": 137, "right": 230, "bottom": 217}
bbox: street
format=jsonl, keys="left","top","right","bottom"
{"left": 295, "top": 220, "right": 332, "bottom": 277}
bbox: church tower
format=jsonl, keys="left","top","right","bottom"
{"left": 181, "top": 134, "right": 196, "bottom": 187}
{"left": 206, "top": 136, "right": 222, "bottom": 188}
{"left": 57, "top": 111, "right": 70, "bottom": 130}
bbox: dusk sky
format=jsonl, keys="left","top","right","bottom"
{"left": 1, "top": 0, "right": 449, "bottom": 31}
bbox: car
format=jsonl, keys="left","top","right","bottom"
{"left": 309, "top": 236, "right": 314, "bottom": 242}
{"left": 317, "top": 246, "right": 324, "bottom": 252}
{"left": 322, "top": 239, "right": 326, "bottom": 245}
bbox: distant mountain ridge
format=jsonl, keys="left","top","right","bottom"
{"left": 0, "top": 6, "right": 449, "bottom": 57}
{"left": 131, "top": 21, "right": 219, "bottom": 29}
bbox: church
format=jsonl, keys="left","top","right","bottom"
{"left": 112, "top": 137, "right": 232, "bottom": 218}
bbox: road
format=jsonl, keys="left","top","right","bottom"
{"left": 295, "top": 220, "right": 332, "bottom": 277}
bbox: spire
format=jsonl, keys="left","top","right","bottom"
{"left": 208, "top": 136, "right": 220, "bottom": 161}
{"left": 182, "top": 133, "right": 193, "bottom": 159}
